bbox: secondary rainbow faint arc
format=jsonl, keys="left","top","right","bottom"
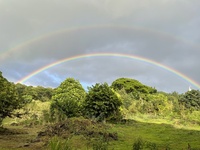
{"left": 17, "top": 53, "right": 200, "bottom": 89}
{"left": 1, "top": 24, "right": 200, "bottom": 61}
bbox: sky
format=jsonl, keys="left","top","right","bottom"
{"left": 0, "top": 0, "right": 200, "bottom": 93}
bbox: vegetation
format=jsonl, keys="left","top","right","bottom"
{"left": 0, "top": 72, "right": 21, "bottom": 125}
{"left": 16, "top": 83, "right": 53, "bottom": 103}
{"left": 50, "top": 78, "right": 86, "bottom": 120}
{"left": 83, "top": 83, "right": 122, "bottom": 121}
{"left": 111, "top": 78, "right": 157, "bottom": 95}
{"left": 179, "top": 89, "right": 200, "bottom": 110}
{"left": 0, "top": 72, "right": 200, "bottom": 150}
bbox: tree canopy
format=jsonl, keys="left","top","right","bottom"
{"left": 16, "top": 83, "right": 53, "bottom": 103}
{"left": 83, "top": 83, "right": 122, "bottom": 121}
{"left": 50, "top": 78, "right": 86, "bottom": 120}
{"left": 0, "top": 71, "right": 20, "bottom": 125}
{"left": 111, "top": 78, "right": 157, "bottom": 94}
{"left": 179, "top": 89, "right": 200, "bottom": 110}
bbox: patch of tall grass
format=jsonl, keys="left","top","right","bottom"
{"left": 48, "top": 136, "right": 71, "bottom": 150}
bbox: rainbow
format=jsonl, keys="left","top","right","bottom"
{"left": 17, "top": 52, "right": 200, "bottom": 89}
{"left": 1, "top": 25, "right": 199, "bottom": 61}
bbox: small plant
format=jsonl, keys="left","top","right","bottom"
{"left": 48, "top": 136, "right": 71, "bottom": 150}
{"left": 132, "top": 137, "right": 144, "bottom": 150}
{"left": 132, "top": 137, "right": 158, "bottom": 150}
{"left": 92, "top": 137, "right": 109, "bottom": 150}
{"left": 145, "top": 141, "right": 158, "bottom": 150}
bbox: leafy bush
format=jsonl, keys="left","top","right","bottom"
{"left": 50, "top": 78, "right": 86, "bottom": 121}
{"left": 83, "top": 83, "right": 122, "bottom": 122}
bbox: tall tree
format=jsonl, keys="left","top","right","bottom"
{"left": 179, "top": 89, "right": 200, "bottom": 110}
{"left": 50, "top": 78, "right": 86, "bottom": 120}
{"left": 83, "top": 83, "right": 122, "bottom": 121}
{"left": 0, "top": 71, "right": 20, "bottom": 125}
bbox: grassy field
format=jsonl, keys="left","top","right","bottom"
{"left": 109, "top": 121, "right": 200, "bottom": 150}
{"left": 1, "top": 101, "right": 200, "bottom": 150}
{"left": 1, "top": 118, "right": 200, "bottom": 150}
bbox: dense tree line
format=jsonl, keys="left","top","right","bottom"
{"left": 16, "top": 83, "right": 53, "bottom": 103}
{"left": 1, "top": 70, "right": 200, "bottom": 125}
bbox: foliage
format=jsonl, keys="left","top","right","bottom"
{"left": 127, "top": 93, "right": 172, "bottom": 117}
{"left": 111, "top": 78, "right": 157, "bottom": 95}
{"left": 145, "top": 93, "right": 170, "bottom": 114}
{"left": 92, "top": 137, "right": 109, "bottom": 150}
{"left": 0, "top": 71, "right": 21, "bottom": 125}
{"left": 83, "top": 83, "right": 122, "bottom": 121}
{"left": 15, "top": 83, "right": 53, "bottom": 103}
{"left": 12, "top": 100, "right": 51, "bottom": 126}
{"left": 116, "top": 88, "right": 136, "bottom": 110}
{"left": 132, "top": 137, "right": 144, "bottom": 150}
{"left": 179, "top": 90, "right": 200, "bottom": 110}
{"left": 48, "top": 136, "right": 71, "bottom": 150}
{"left": 33, "top": 86, "right": 54, "bottom": 101}
{"left": 50, "top": 78, "right": 86, "bottom": 120}
{"left": 132, "top": 138, "right": 158, "bottom": 150}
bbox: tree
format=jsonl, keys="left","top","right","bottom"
{"left": 83, "top": 83, "right": 122, "bottom": 121}
{"left": 31, "top": 86, "right": 53, "bottom": 101}
{"left": 0, "top": 71, "right": 20, "bottom": 125}
{"left": 111, "top": 78, "right": 157, "bottom": 95}
{"left": 16, "top": 84, "right": 54, "bottom": 102}
{"left": 50, "top": 78, "right": 86, "bottom": 120}
{"left": 179, "top": 89, "right": 200, "bottom": 110}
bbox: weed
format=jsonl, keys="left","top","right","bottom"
{"left": 132, "top": 137, "right": 159, "bottom": 150}
{"left": 92, "top": 137, "right": 109, "bottom": 150}
{"left": 48, "top": 136, "right": 71, "bottom": 150}
{"left": 132, "top": 137, "right": 144, "bottom": 150}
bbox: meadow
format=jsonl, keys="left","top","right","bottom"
{"left": 1, "top": 76, "right": 200, "bottom": 150}
{"left": 1, "top": 100, "right": 200, "bottom": 150}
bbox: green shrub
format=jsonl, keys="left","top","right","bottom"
{"left": 83, "top": 83, "right": 122, "bottom": 122}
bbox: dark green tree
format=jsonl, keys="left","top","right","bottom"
{"left": 32, "top": 86, "right": 53, "bottom": 101}
{"left": 111, "top": 78, "right": 157, "bottom": 95}
{"left": 0, "top": 71, "right": 20, "bottom": 125}
{"left": 16, "top": 84, "right": 54, "bottom": 102}
{"left": 50, "top": 78, "right": 86, "bottom": 120}
{"left": 83, "top": 83, "right": 122, "bottom": 121}
{"left": 179, "top": 89, "right": 200, "bottom": 110}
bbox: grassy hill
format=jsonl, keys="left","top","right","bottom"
{"left": 1, "top": 100, "right": 200, "bottom": 150}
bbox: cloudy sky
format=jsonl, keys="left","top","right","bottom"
{"left": 0, "top": 0, "right": 200, "bottom": 93}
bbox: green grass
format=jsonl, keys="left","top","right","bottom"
{"left": 1, "top": 119, "right": 200, "bottom": 150}
{"left": 107, "top": 121, "right": 200, "bottom": 150}
{"left": 125, "top": 113, "right": 200, "bottom": 131}
{"left": 1, "top": 100, "right": 200, "bottom": 150}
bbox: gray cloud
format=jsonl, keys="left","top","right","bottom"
{"left": 0, "top": 0, "right": 200, "bottom": 93}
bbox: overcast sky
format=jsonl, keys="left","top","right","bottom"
{"left": 0, "top": 0, "right": 200, "bottom": 93}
